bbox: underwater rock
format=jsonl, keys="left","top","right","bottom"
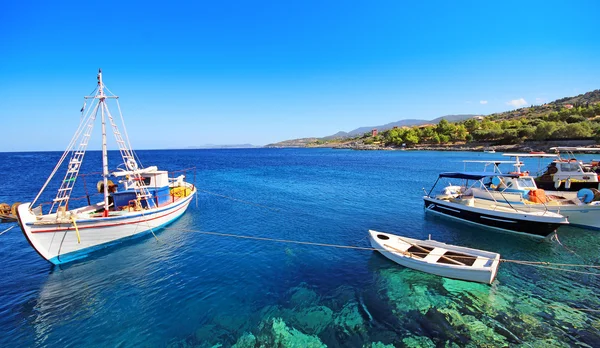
{"left": 366, "top": 341, "right": 395, "bottom": 348}
{"left": 361, "top": 289, "right": 402, "bottom": 332}
{"left": 530, "top": 338, "right": 571, "bottom": 348}
{"left": 416, "top": 308, "right": 464, "bottom": 344}
{"left": 326, "top": 285, "right": 357, "bottom": 312}
{"left": 401, "top": 335, "right": 435, "bottom": 348}
{"left": 334, "top": 301, "right": 365, "bottom": 335}
{"left": 377, "top": 268, "right": 447, "bottom": 314}
{"left": 461, "top": 315, "right": 508, "bottom": 346}
{"left": 258, "top": 305, "right": 285, "bottom": 322}
{"left": 213, "top": 311, "right": 250, "bottom": 334}
{"left": 290, "top": 305, "right": 334, "bottom": 335}
{"left": 271, "top": 317, "right": 326, "bottom": 348}
{"left": 231, "top": 332, "right": 256, "bottom": 348}
{"left": 194, "top": 324, "right": 218, "bottom": 344}
{"left": 288, "top": 283, "right": 320, "bottom": 308}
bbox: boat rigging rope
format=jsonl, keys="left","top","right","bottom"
{"left": 31, "top": 101, "right": 100, "bottom": 207}
{"left": 161, "top": 226, "right": 600, "bottom": 276}
{"left": 0, "top": 225, "right": 15, "bottom": 237}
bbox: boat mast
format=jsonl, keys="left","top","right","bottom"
{"left": 98, "top": 69, "right": 110, "bottom": 217}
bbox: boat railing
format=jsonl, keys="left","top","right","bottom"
{"left": 474, "top": 179, "right": 551, "bottom": 215}
{"left": 121, "top": 185, "right": 194, "bottom": 212}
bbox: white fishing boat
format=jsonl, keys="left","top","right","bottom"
{"left": 368, "top": 230, "right": 500, "bottom": 284}
{"left": 16, "top": 70, "right": 197, "bottom": 265}
{"left": 423, "top": 172, "right": 568, "bottom": 238}
{"left": 504, "top": 151, "right": 600, "bottom": 192}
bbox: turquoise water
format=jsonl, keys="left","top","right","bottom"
{"left": 0, "top": 149, "right": 598, "bottom": 347}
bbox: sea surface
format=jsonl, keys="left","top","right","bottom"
{"left": 0, "top": 148, "right": 599, "bottom": 347}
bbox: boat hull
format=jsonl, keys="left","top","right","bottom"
{"left": 17, "top": 188, "right": 195, "bottom": 265}
{"left": 423, "top": 197, "right": 566, "bottom": 238}
{"left": 536, "top": 180, "right": 600, "bottom": 192}
{"left": 368, "top": 230, "right": 500, "bottom": 284}
{"left": 469, "top": 188, "right": 600, "bottom": 230}
{"left": 545, "top": 205, "right": 600, "bottom": 230}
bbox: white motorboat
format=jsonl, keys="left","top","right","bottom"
{"left": 368, "top": 230, "right": 500, "bottom": 284}
{"left": 504, "top": 151, "right": 600, "bottom": 192}
{"left": 423, "top": 172, "right": 569, "bottom": 238}
{"left": 464, "top": 158, "right": 600, "bottom": 230}
{"left": 465, "top": 174, "right": 600, "bottom": 231}
{"left": 16, "top": 70, "right": 197, "bottom": 265}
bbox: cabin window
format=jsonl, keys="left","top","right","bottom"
{"left": 516, "top": 177, "right": 535, "bottom": 188}
{"left": 560, "top": 163, "right": 580, "bottom": 172}
{"left": 142, "top": 177, "right": 152, "bottom": 186}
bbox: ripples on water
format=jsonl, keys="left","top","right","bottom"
{"left": 0, "top": 149, "right": 598, "bottom": 347}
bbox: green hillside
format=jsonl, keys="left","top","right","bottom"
{"left": 315, "top": 89, "right": 600, "bottom": 148}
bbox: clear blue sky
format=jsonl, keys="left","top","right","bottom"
{"left": 2, "top": 1, "right": 599, "bottom": 151}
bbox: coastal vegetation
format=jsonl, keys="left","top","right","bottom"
{"left": 313, "top": 90, "right": 600, "bottom": 148}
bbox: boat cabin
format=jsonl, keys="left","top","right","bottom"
{"left": 111, "top": 166, "right": 171, "bottom": 210}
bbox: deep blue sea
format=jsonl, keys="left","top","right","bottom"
{"left": 0, "top": 148, "right": 598, "bottom": 347}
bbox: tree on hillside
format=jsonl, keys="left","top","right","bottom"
{"left": 464, "top": 118, "right": 479, "bottom": 132}
{"left": 534, "top": 121, "right": 557, "bottom": 140}
{"left": 561, "top": 122, "right": 593, "bottom": 138}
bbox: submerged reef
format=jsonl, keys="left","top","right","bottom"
{"left": 168, "top": 268, "right": 600, "bottom": 347}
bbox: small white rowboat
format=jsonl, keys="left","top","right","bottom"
{"left": 368, "top": 230, "right": 500, "bottom": 284}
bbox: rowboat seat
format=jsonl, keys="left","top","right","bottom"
{"left": 472, "top": 257, "right": 490, "bottom": 268}
{"left": 423, "top": 247, "right": 446, "bottom": 263}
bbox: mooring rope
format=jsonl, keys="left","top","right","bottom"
{"left": 0, "top": 225, "right": 15, "bottom": 236}
{"left": 162, "top": 227, "right": 600, "bottom": 276}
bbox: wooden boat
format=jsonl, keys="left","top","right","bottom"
{"left": 368, "top": 230, "right": 500, "bottom": 284}
{"left": 16, "top": 70, "right": 197, "bottom": 265}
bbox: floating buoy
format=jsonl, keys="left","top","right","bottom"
{"left": 127, "top": 159, "right": 138, "bottom": 171}
{"left": 565, "top": 178, "right": 572, "bottom": 189}
{"left": 577, "top": 188, "right": 594, "bottom": 203}
{"left": 554, "top": 180, "right": 562, "bottom": 189}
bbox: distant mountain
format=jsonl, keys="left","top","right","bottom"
{"left": 323, "top": 114, "right": 477, "bottom": 139}
{"left": 265, "top": 138, "right": 319, "bottom": 148}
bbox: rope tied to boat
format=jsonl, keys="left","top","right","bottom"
{"left": 160, "top": 227, "right": 600, "bottom": 276}
{"left": 0, "top": 225, "right": 15, "bottom": 236}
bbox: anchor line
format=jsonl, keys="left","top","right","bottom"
{"left": 160, "top": 227, "right": 600, "bottom": 276}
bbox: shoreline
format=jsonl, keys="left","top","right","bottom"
{"left": 291, "top": 139, "right": 599, "bottom": 152}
